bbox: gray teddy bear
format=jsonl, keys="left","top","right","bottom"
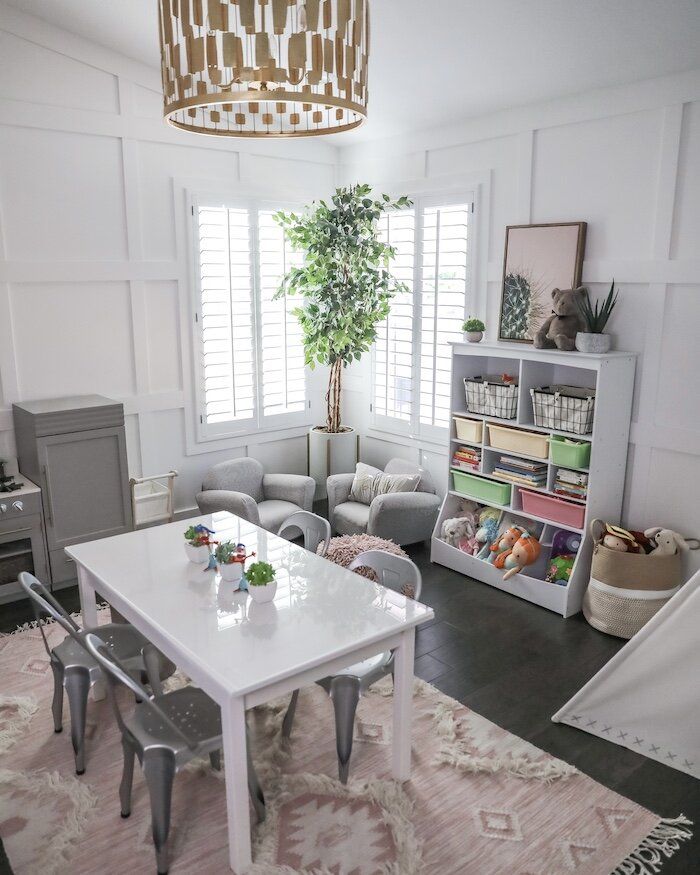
{"left": 534, "top": 286, "right": 586, "bottom": 351}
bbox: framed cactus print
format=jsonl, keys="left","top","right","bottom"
{"left": 498, "top": 222, "right": 587, "bottom": 343}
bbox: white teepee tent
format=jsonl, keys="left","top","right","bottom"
{"left": 552, "top": 567, "right": 700, "bottom": 779}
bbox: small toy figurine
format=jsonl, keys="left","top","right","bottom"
{"left": 232, "top": 543, "right": 255, "bottom": 590}
{"left": 0, "top": 459, "right": 23, "bottom": 493}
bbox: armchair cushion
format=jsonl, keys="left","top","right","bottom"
{"left": 348, "top": 462, "right": 420, "bottom": 505}
{"left": 367, "top": 490, "right": 442, "bottom": 545}
{"left": 327, "top": 472, "right": 355, "bottom": 526}
{"left": 195, "top": 489, "right": 261, "bottom": 525}
{"left": 333, "top": 501, "right": 371, "bottom": 536}
{"left": 257, "top": 500, "right": 303, "bottom": 533}
{"left": 262, "top": 473, "right": 315, "bottom": 511}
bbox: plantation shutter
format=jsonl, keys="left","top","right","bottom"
{"left": 374, "top": 208, "right": 416, "bottom": 429}
{"left": 419, "top": 202, "right": 471, "bottom": 431}
{"left": 195, "top": 201, "right": 307, "bottom": 438}
{"left": 198, "top": 206, "right": 256, "bottom": 428}
{"left": 372, "top": 196, "right": 472, "bottom": 439}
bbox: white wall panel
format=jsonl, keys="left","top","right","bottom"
{"left": 532, "top": 110, "right": 662, "bottom": 259}
{"left": 670, "top": 100, "right": 700, "bottom": 259}
{"left": 132, "top": 84, "right": 162, "bottom": 119}
{"left": 654, "top": 284, "right": 700, "bottom": 431}
{"left": 0, "top": 127, "right": 127, "bottom": 261}
{"left": 143, "top": 280, "right": 182, "bottom": 393}
{"left": 0, "top": 30, "right": 119, "bottom": 113}
{"left": 250, "top": 436, "right": 307, "bottom": 476}
{"left": 239, "top": 153, "right": 335, "bottom": 192}
{"left": 10, "top": 281, "right": 135, "bottom": 398}
{"left": 136, "top": 140, "right": 239, "bottom": 261}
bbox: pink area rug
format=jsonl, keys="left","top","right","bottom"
{"left": 0, "top": 616, "right": 692, "bottom": 874}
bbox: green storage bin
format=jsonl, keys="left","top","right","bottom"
{"left": 549, "top": 435, "right": 591, "bottom": 469}
{"left": 452, "top": 470, "right": 511, "bottom": 506}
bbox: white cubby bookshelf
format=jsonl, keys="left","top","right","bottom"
{"left": 430, "top": 341, "right": 636, "bottom": 617}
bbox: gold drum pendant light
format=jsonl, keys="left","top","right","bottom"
{"left": 158, "top": 0, "right": 369, "bottom": 138}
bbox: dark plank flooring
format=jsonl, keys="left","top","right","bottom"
{"left": 1, "top": 542, "right": 697, "bottom": 873}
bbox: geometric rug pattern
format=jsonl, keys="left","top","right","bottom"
{"left": 0, "top": 619, "right": 691, "bottom": 874}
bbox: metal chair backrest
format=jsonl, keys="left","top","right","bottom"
{"left": 278, "top": 511, "right": 332, "bottom": 558}
{"left": 83, "top": 632, "right": 195, "bottom": 750}
{"left": 348, "top": 550, "right": 423, "bottom": 601}
{"left": 18, "top": 572, "right": 81, "bottom": 657}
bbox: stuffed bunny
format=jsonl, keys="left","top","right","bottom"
{"left": 644, "top": 527, "right": 700, "bottom": 556}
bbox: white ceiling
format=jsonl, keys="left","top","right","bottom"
{"left": 7, "top": 0, "right": 700, "bottom": 142}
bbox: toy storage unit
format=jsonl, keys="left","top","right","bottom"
{"left": 431, "top": 341, "right": 636, "bottom": 617}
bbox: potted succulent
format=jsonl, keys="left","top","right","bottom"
{"left": 215, "top": 540, "right": 243, "bottom": 584}
{"left": 275, "top": 184, "right": 411, "bottom": 497}
{"left": 462, "top": 317, "right": 485, "bottom": 343}
{"left": 184, "top": 524, "right": 216, "bottom": 565}
{"left": 576, "top": 281, "right": 619, "bottom": 353}
{"left": 246, "top": 560, "right": 277, "bottom": 603}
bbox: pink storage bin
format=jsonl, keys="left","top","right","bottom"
{"left": 519, "top": 489, "right": 586, "bottom": 529}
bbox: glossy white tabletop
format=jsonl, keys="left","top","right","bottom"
{"left": 66, "top": 513, "right": 433, "bottom": 699}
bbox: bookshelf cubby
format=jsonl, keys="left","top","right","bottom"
{"left": 431, "top": 341, "right": 636, "bottom": 617}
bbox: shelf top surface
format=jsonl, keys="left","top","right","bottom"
{"left": 451, "top": 340, "right": 636, "bottom": 362}
{"left": 13, "top": 395, "right": 120, "bottom": 415}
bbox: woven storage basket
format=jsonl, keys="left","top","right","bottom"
{"left": 583, "top": 536, "right": 682, "bottom": 639}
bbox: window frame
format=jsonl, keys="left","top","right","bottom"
{"left": 189, "top": 190, "right": 311, "bottom": 444}
{"left": 371, "top": 185, "right": 481, "bottom": 445}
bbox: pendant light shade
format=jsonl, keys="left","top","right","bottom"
{"left": 158, "top": 0, "right": 369, "bottom": 138}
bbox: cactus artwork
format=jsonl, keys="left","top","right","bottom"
{"left": 500, "top": 270, "right": 548, "bottom": 341}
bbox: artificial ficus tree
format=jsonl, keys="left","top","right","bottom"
{"left": 274, "top": 184, "right": 411, "bottom": 433}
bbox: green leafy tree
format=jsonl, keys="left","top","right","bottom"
{"left": 274, "top": 184, "right": 411, "bottom": 433}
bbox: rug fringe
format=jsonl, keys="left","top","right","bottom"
{"left": 0, "top": 695, "right": 38, "bottom": 755}
{"left": 6, "top": 604, "right": 110, "bottom": 636}
{"left": 611, "top": 816, "right": 693, "bottom": 874}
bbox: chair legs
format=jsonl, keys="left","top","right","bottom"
{"left": 246, "top": 745, "right": 266, "bottom": 824}
{"left": 120, "top": 739, "right": 136, "bottom": 818}
{"left": 143, "top": 750, "right": 176, "bottom": 875}
{"left": 330, "top": 676, "right": 361, "bottom": 784}
{"left": 282, "top": 689, "right": 299, "bottom": 739}
{"left": 208, "top": 749, "right": 221, "bottom": 771}
{"left": 64, "top": 668, "right": 91, "bottom": 775}
{"left": 50, "top": 659, "right": 64, "bottom": 733}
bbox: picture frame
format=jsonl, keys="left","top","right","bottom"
{"left": 498, "top": 222, "right": 587, "bottom": 343}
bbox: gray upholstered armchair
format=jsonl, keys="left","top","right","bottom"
{"left": 196, "top": 458, "right": 315, "bottom": 533}
{"left": 327, "top": 458, "right": 442, "bottom": 546}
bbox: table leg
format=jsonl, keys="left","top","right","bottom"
{"left": 222, "top": 695, "right": 252, "bottom": 873}
{"left": 76, "top": 565, "right": 105, "bottom": 701}
{"left": 392, "top": 627, "right": 415, "bottom": 782}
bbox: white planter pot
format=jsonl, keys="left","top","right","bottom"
{"left": 219, "top": 562, "right": 243, "bottom": 584}
{"left": 464, "top": 331, "right": 483, "bottom": 343}
{"left": 308, "top": 426, "right": 357, "bottom": 500}
{"left": 185, "top": 542, "right": 210, "bottom": 565}
{"left": 248, "top": 579, "right": 277, "bottom": 603}
{"left": 575, "top": 332, "right": 611, "bottom": 354}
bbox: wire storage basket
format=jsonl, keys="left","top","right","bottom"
{"left": 530, "top": 385, "right": 596, "bottom": 434}
{"left": 464, "top": 374, "right": 519, "bottom": 419}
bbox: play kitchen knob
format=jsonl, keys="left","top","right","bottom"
{"left": 11, "top": 500, "right": 23, "bottom": 511}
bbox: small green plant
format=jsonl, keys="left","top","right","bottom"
{"left": 462, "top": 317, "right": 485, "bottom": 332}
{"left": 215, "top": 540, "right": 236, "bottom": 564}
{"left": 184, "top": 524, "right": 215, "bottom": 546}
{"left": 578, "top": 280, "right": 618, "bottom": 333}
{"left": 245, "top": 560, "right": 276, "bottom": 586}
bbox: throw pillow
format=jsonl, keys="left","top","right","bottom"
{"left": 349, "top": 462, "right": 420, "bottom": 505}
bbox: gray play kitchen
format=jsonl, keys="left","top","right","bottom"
{"left": 10, "top": 395, "right": 132, "bottom": 596}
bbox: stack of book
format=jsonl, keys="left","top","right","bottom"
{"left": 452, "top": 445, "right": 481, "bottom": 472}
{"left": 554, "top": 468, "right": 588, "bottom": 501}
{"left": 492, "top": 455, "right": 547, "bottom": 488}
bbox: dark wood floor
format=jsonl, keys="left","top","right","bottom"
{"left": 1, "top": 542, "right": 697, "bottom": 873}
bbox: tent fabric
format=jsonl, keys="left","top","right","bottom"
{"left": 552, "top": 567, "right": 700, "bottom": 780}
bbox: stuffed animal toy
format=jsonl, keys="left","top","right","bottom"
{"left": 441, "top": 516, "right": 475, "bottom": 547}
{"left": 487, "top": 525, "right": 523, "bottom": 565}
{"left": 474, "top": 515, "right": 499, "bottom": 556}
{"left": 644, "top": 527, "right": 700, "bottom": 556}
{"left": 534, "top": 287, "right": 587, "bottom": 351}
{"left": 546, "top": 554, "right": 575, "bottom": 585}
{"left": 458, "top": 535, "right": 480, "bottom": 555}
{"left": 499, "top": 532, "right": 542, "bottom": 580}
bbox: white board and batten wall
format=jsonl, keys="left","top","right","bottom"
{"left": 0, "top": 2, "right": 336, "bottom": 513}
{"left": 339, "top": 70, "right": 700, "bottom": 574}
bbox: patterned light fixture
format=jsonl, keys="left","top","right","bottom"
{"left": 158, "top": 0, "right": 369, "bottom": 138}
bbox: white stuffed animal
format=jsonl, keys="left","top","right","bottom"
{"left": 441, "top": 516, "right": 476, "bottom": 547}
{"left": 644, "top": 527, "right": 700, "bottom": 556}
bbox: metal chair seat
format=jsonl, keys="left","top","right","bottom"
{"left": 283, "top": 550, "right": 422, "bottom": 784}
{"left": 126, "top": 687, "right": 223, "bottom": 764}
{"left": 84, "top": 633, "right": 265, "bottom": 875}
{"left": 53, "top": 622, "right": 150, "bottom": 675}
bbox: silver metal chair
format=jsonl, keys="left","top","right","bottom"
{"left": 19, "top": 572, "right": 165, "bottom": 775}
{"left": 83, "top": 632, "right": 265, "bottom": 875}
{"left": 282, "top": 550, "right": 422, "bottom": 783}
{"left": 278, "top": 510, "right": 332, "bottom": 558}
